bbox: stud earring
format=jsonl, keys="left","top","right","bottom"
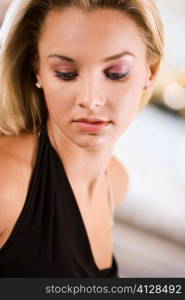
{"left": 36, "top": 82, "right": 42, "bottom": 89}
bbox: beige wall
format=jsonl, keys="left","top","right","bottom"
{"left": 0, "top": 0, "right": 12, "bottom": 24}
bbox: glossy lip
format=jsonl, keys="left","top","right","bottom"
{"left": 73, "top": 118, "right": 109, "bottom": 123}
{"left": 73, "top": 119, "right": 112, "bottom": 133}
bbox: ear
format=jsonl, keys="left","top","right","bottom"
{"left": 33, "top": 53, "right": 42, "bottom": 86}
{"left": 144, "top": 60, "right": 160, "bottom": 90}
{"left": 36, "top": 73, "right": 42, "bottom": 84}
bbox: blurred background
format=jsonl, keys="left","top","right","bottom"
{"left": 0, "top": 0, "right": 12, "bottom": 27}
{"left": 112, "top": 0, "right": 185, "bottom": 277}
{"left": 1, "top": 0, "right": 185, "bottom": 277}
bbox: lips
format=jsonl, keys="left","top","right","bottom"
{"left": 74, "top": 118, "right": 110, "bottom": 124}
{"left": 73, "top": 118, "right": 111, "bottom": 132}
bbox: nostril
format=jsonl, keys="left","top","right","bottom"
{"left": 78, "top": 100, "right": 104, "bottom": 109}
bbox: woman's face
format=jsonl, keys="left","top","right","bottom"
{"left": 37, "top": 8, "right": 155, "bottom": 150}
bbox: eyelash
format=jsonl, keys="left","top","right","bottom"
{"left": 54, "top": 71, "right": 129, "bottom": 82}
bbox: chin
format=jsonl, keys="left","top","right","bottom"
{"left": 70, "top": 134, "right": 110, "bottom": 151}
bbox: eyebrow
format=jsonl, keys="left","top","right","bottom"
{"left": 47, "top": 51, "right": 135, "bottom": 63}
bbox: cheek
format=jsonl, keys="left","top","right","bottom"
{"left": 113, "top": 81, "right": 143, "bottom": 111}
{"left": 111, "top": 65, "right": 147, "bottom": 112}
{"left": 40, "top": 72, "right": 73, "bottom": 116}
{"left": 42, "top": 85, "right": 73, "bottom": 122}
{"left": 111, "top": 80, "right": 144, "bottom": 130}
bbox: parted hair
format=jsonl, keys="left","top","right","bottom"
{"left": 0, "top": 0, "right": 164, "bottom": 135}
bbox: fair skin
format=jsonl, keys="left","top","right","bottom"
{"left": 36, "top": 8, "right": 155, "bottom": 198}
{"left": 0, "top": 8, "right": 157, "bottom": 270}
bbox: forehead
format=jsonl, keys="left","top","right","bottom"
{"left": 38, "top": 7, "right": 147, "bottom": 62}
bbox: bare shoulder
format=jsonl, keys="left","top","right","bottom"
{"left": 108, "top": 155, "right": 129, "bottom": 208}
{"left": 0, "top": 133, "right": 37, "bottom": 179}
{"left": 0, "top": 133, "right": 37, "bottom": 235}
{"left": 0, "top": 133, "right": 37, "bottom": 162}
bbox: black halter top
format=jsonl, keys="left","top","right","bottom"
{"left": 0, "top": 126, "right": 119, "bottom": 277}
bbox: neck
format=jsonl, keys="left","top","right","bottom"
{"left": 47, "top": 121, "right": 116, "bottom": 200}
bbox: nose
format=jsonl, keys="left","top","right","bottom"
{"left": 76, "top": 78, "right": 106, "bottom": 110}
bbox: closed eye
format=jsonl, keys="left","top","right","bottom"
{"left": 55, "top": 71, "right": 78, "bottom": 81}
{"left": 105, "top": 72, "right": 130, "bottom": 81}
{"left": 54, "top": 71, "right": 130, "bottom": 81}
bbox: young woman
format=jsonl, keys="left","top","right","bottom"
{"left": 0, "top": 0, "right": 164, "bottom": 277}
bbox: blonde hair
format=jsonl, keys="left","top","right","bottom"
{"left": 0, "top": 0, "right": 164, "bottom": 136}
